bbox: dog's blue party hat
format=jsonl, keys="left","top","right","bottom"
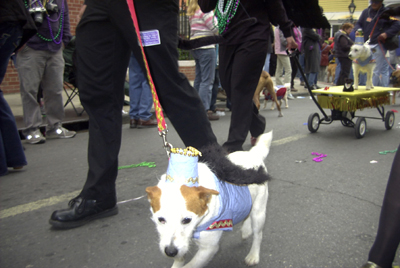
{"left": 165, "top": 147, "right": 202, "bottom": 187}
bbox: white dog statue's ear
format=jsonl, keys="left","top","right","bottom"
{"left": 180, "top": 185, "right": 219, "bottom": 216}
{"left": 146, "top": 186, "right": 162, "bottom": 213}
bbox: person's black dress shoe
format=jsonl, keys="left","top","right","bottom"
{"left": 49, "top": 197, "right": 118, "bottom": 229}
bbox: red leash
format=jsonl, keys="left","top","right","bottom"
{"left": 126, "top": 0, "right": 172, "bottom": 156}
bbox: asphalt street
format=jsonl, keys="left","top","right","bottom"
{"left": 1, "top": 96, "right": 400, "bottom": 268}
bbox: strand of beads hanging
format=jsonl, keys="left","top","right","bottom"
{"left": 24, "top": 0, "right": 65, "bottom": 44}
{"left": 215, "top": 0, "right": 240, "bottom": 34}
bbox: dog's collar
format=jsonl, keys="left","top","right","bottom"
{"left": 353, "top": 55, "right": 376, "bottom": 67}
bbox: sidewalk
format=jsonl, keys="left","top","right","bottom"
{"left": 4, "top": 77, "right": 334, "bottom": 131}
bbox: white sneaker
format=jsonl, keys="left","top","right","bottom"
{"left": 25, "top": 129, "right": 46, "bottom": 144}
{"left": 46, "top": 127, "right": 76, "bottom": 139}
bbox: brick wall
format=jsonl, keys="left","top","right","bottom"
{"left": 178, "top": 61, "right": 196, "bottom": 82}
{"left": 2, "top": 0, "right": 84, "bottom": 94}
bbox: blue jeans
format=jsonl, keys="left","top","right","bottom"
{"left": 263, "top": 53, "right": 271, "bottom": 73}
{"left": 298, "top": 54, "right": 305, "bottom": 82}
{"left": 0, "top": 22, "right": 27, "bottom": 176}
{"left": 191, "top": 48, "right": 216, "bottom": 111}
{"left": 372, "top": 44, "right": 389, "bottom": 87}
{"left": 334, "top": 61, "right": 341, "bottom": 85}
{"left": 128, "top": 53, "right": 153, "bottom": 120}
{"left": 306, "top": 73, "right": 317, "bottom": 87}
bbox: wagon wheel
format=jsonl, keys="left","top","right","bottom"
{"left": 355, "top": 117, "right": 367, "bottom": 139}
{"left": 385, "top": 111, "right": 395, "bottom": 130}
{"left": 308, "top": 113, "right": 320, "bottom": 133}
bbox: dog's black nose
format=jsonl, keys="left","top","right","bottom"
{"left": 165, "top": 245, "right": 178, "bottom": 257}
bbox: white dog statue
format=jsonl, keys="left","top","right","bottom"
{"left": 348, "top": 44, "right": 376, "bottom": 90}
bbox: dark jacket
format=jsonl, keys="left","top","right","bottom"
{"left": 354, "top": 4, "right": 400, "bottom": 45}
{"left": 301, "top": 28, "right": 321, "bottom": 73}
{"left": 198, "top": 0, "right": 293, "bottom": 45}
{"left": 334, "top": 30, "right": 354, "bottom": 58}
{"left": 0, "top": 0, "right": 37, "bottom": 51}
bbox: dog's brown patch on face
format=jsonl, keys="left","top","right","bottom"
{"left": 146, "top": 186, "right": 162, "bottom": 213}
{"left": 180, "top": 185, "right": 219, "bottom": 216}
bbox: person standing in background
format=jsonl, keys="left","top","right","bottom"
{"left": 16, "top": 0, "right": 76, "bottom": 144}
{"left": 188, "top": 0, "right": 219, "bottom": 121}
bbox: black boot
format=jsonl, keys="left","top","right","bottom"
{"left": 49, "top": 197, "right": 118, "bottom": 229}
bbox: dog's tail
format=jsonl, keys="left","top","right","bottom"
{"left": 199, "top": 142, "right": 271, "bottom": 185}
{"left": 250, "top": 131, "right": 273, "bottom": 161}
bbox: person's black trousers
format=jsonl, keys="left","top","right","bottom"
{"left": 219, "top": 40, "right": 267, "bottom": 152}
{"left": 337, "top": 57, "right": 352, "bottom": 86}
{"left": 76, "top": 0, "right": 217, "bottom": 204}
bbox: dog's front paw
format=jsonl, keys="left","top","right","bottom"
{"left": 245, "top": 253, "right": 260, "bottom": 266}
{"left": 278, "top": 113, "right": 283, "bottom": 117}
{"left": 270, "top": 107, "right": 275, "bottom": 110}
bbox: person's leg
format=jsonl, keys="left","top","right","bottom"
{"left": 41, "top": 49, "right": 65, "bottom": 129}
{"left": 263, "top": 53, "right": 271, "bottom": 73}
{"left": 129, "top": 53, "right": 153, "bottom": 121}
{"left": 275, "top": 55, "right": 284, "bottom": 86}
{"left": 135, "top": 0, "right": 218, "bottom": 150}
{"left": 210, "top": 66, "right": 219, "bottom": 112}
{"left": 373, "top": 46, "right": 389, "bottom": 87}
{"left": 0, "top": 90, "right": 27, "bottom": 176}
{"left": 191, "top": 51, "right": 201, "bottom": 92}
{"left": 191, "top": 48, "right": 215, "bottom": 111}
{"left": 366, "top": 144, "right": 400, "bottom": 268}
{"left": 299, "top": 53, "right": 305, "bottom": 83}
{"left": 337, "top": 57, "right": 351, "bottom": 86}
{"left": 308, "top": 72, "right": 317, "bottom": 87}
{"left": 219, "top": 40, "right": 267, "bottom": 152}
{"left": 290, "top": 55, "right": 298, "bottom": 89}
{"left": 75, "top": 12, "right": 130, "bottom": 206}
{"left": 282, "top": 55, "right": 292, "bottom": 85}
{"left": 16, "top": 47, "right": 45, "bottom": 134}
{"left": 334, "top": 60, "right": 341, "bottom": 85}
{"left": 129, "top": 53, "right": 141, "bottom": 120}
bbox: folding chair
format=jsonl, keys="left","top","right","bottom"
{"left": 63, "top": 36, "right": 85, "bottom": 116}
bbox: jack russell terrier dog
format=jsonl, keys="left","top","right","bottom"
{"left": 348, "top": 44, "right": 376, "bottom": 90}
{"left": 146, "top": 131, "right": 273, "bottom": 268}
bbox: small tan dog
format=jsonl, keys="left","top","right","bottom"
{"left": 253, "top": 71, "right": 284, "bottom": 117}
{"left": 326, "top": 62, "right": 337, "bottom": 84}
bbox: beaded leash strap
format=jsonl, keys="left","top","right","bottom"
{"left": 126, "top": 0, "right": 172, "bottom": 156}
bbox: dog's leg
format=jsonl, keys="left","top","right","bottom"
{"left": 270, "top": 99, "right": 275, "bottom": 110}
{"left": 183, "top": 231, "right": 223, "bottom": 268}
{"left": 273, "top": 98, "right": 283, "bottom": 117}
{"left": 393, "top": 91, "right": 396, "bottom": 105}
{"left": 241, "top": 216, "right": 252, "bottom": 240}
{"left": 284, "top": 93, "right": 288, "bottom": 108}
{"left": 245, "top": 184, "right": 269, "bottom": 266}
{"left": 353, "top": 65, "right": 359, "bottom": 90}
{"left": 368, "top": 68, "right": 374, "bottom": 90}
{"left": 172, "top": 257, "right": 185, "bottom": 268}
